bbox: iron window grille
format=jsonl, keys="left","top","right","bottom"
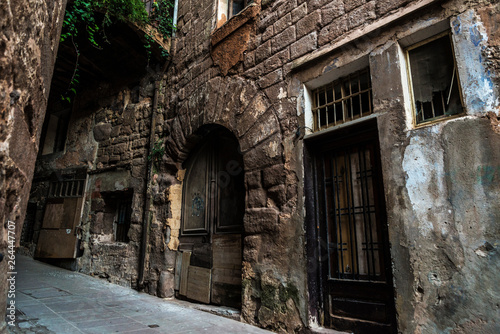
{"left": 317, "top": 143, "right": 385, "bottom": 281}
{"left": 48, "top": 179, "right": 85, "bottom": 198}
{"left": 312, "top": 68, "right": 373, "bottom": 131}
{"left": 115, "top": 200, "right": 132, "bottom": 243}
{"left": 406, "top": 31, "right": 464, "bottom": 125}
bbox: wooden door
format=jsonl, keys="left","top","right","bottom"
{"left": 35, "top": 178, "right": 85, "bottom": 259}
{"left": 179, "top": 130, "right": 244, "bottom": 308}
{"left": 312, "top": 124, "right": 396, "bottom": 333}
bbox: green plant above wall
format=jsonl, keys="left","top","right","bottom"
{"left": 60, "top": 0, "right": 174, "bottom": 102}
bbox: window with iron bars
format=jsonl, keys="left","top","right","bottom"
{"left": 312, "top": 68, "right": 373, "bottom": 131}
{"left": 115, "top": 199, "right": 132, "bottom": 243}
{"left": 406, "top": 32, "right": 464, "bottom": 125}
{"left": 48, "top": 179, "right": 85, "bottom": 198}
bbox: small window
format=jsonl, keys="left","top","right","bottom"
{"left": 312, "top": 68, "right": 373, "bottom": 131}
{"left": 96, "top": 191, "right": 132, "bottom": 243}
{"left": 41, "top": 109, "right": 70, "bottom": 155}
{"left": 217, "top": 0, "right": 254, "bottom": 27}
{"left": 115, "top": 199, "right": 132, "bottom": 243}
{"left": 406, "top": 32, "right": 463, "bottom": 125}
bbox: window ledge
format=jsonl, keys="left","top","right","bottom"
{"left": 211, "top": 3, "right": 260, "bottom": 47}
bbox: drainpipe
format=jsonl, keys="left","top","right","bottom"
{"left": 138, "top": 58, "right": 171, "bottom": 288}
{"left": 172, "top": 0, "right": 179, "bottom": 38}
{"left": 138, "top": 80, "right": 160, "bottom": 288}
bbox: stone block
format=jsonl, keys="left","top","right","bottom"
{"left": 120, "top": 125, "right": 133, "bottom": 136}
{"left": 291, "top": 32, "right": 318, "bottom": 60}
{"left": 296, "top": 10, "right": 321, "bottom": 39}
{"left": 291, "top": 3, "right": 307, "bottom": 23}
{"left": 248, "top": 188, "right": 267, "bottom": 208}
{"left": 246, "top": 171, "right": 262, "bottom": 189}
{"left": 262, "top": 164, "right": 286, "bottom": 188}
{"left": 240, "top": 110, "right": 280, "bottom": 152}
{"left": 274, "top": 13, "right": 292, "bottom": 35}
{"left": 258, "top": 68, "right": 283, "bottom": 89}
{"left": 267, "top": 184, "right": 287, "bottom": 208}
{"left": 347, "top": 1, "right": 376, "bottom": 30}
{"left": 244, "top": 50, "right": 256, "bottom": 69}
{"left": 263, "top": 48, "right": 290, "bottom": 74}
{"left": 276, "top": 0, "right": 297, "bottom": 17}
{"left": 109, "top": 155, "right": 120, "bottom": 164}
{"left": 318, "top": 17, "right": 348, "bottom": 46}
{"left": 111, "top": 126, "right": 121, "bottom": 137}
{"left": 243, "top": 133, "right": 283, "bottom": 170}
{"left": 262, "top": 25, "right": 274, "bottom": 42}
{"left": 158, "top": 271, "right": 175, "bottom": 298}
{"left": 244, "top": 207, "right": 279, "bottom": 234}
{"left": 113, "top": 143, "right": 128, "bottom": 155}
{"left": 321, "top": 0, "right": 345, "bottom": 26}
{"left": 271, "top": 26, "right": 296, "bottom": 54}
{"left": 94, "top": 123, "right": 112, "bottom": 141}
{"left": 255, "top": 40, "right": 272, "bottom": 64}
{"left": 309, "top": 0, "right": 333, "bottom": 11}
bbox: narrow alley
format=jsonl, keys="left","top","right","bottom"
{"left": 7, "top": 255, "right": 271, "bottom": 334}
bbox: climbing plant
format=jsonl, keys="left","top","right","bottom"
{"left": 148, "top": 139, "right": 165, "bottom": 174}
{"left": 60, "top": 0, "right": 175, "bottom": 102}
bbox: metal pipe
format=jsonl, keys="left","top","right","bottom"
{"left": 172, "top": 0, "right": 179, "bottom": 38}
{"left": 138, "top": 79, "right": 160, "bottom": 288}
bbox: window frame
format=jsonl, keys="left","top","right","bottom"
{"left": 405, "top": 31, "right": 465, "bottom": 127}
{"left": 311, "top": 68, "right": 374, "bottom": 132}
{"left": 217, "top": 0, "right": 253, "bottom": 27}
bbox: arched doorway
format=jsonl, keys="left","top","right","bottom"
{"left": 178, "top": 127, "right": 245, "bottom": 308}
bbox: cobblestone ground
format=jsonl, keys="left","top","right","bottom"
{"left": 5, "top": 255, "right": 270, "bottom": 334}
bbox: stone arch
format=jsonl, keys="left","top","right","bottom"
{"left": 165, "top": 76, "right": 284, "bottom": 171}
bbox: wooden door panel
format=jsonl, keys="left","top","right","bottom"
{"left": 186, "top": 266, "right": 211, "bottom": 304}
{"left": 36, "top": 197, "right": 84, "bottom": 259}
{"left": 211, "top": 234, "right": 242, "bottom": 308}
{"left": 41, "top": 201, "right": 64, "bottom": 229}
{"left": 35, "top": 229, "right": 78, "bottom": 258}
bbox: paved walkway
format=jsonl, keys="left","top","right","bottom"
{"left": 7, "top": 255, "right": 270, "bottom": 334}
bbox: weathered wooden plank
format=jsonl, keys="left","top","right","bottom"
{"left": 179, "top": 251, "right": 191, "bottom": 296}
{"left": 41, "top": 202, "right": 64, "bottom": 229}
{"left": 186, "top": 266, "right": 211, "bottom": 304}
{"left": 34, "top": 229, "right": 78, "bottom": 259}
{"left": 174, "top": 251, "right": 183, "bottom": 291}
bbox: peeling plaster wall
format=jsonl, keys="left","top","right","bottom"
{"left": 367, "top": 3, "right": 500, "bottom": 333}
{"left": 0, "top": 0, "right": 67, "bottom": 330}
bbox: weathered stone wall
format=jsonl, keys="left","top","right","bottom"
{"left": 146, "top": 0, "right": 500, "bottom": 333}
{"left": 0, "top": 0, "right": 67, "bottom": 331}
{"left": 28, "top": 77, "right": 158, "bottom": 288}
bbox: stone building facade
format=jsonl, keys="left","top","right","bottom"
{"left": 11, "top": 0, "right": 500, "bottom": 333}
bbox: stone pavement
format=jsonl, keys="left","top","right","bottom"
{"left": 6, "top": 255, "right": 271, "bottom": 334}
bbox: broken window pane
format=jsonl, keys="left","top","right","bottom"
{"left": 407, "top": 33, "right": 463, "bottom": 124}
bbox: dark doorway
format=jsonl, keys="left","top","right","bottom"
{"left": 178, "top": 127, "right": 245, "bottom": 309}
{"left": 306, "top": 120, "right": 396, "bottom": 333}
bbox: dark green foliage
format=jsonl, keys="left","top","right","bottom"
{"left": 148, "top": 139, "right": 165, "bottom": 173}
{"left": 60, "top": 0, "right": 175, "bottom": 102}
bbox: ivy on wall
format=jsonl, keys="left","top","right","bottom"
{"left": 60, "top": 0, "right": 175, "bottom": 102}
